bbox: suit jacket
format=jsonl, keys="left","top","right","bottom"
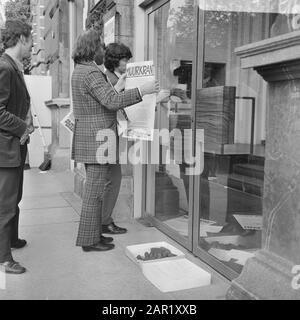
{"left": 0, "top": 54, "right": 30, "bottom": 168}
{"left": 71, "top": 61, "right": 142, "bottom": 164}
{"left": 105, "top": 69, "right": 130, "bottom": 122}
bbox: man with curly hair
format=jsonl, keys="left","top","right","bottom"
{"left": 100, "top": 42, "right": 133, "bottom": 235}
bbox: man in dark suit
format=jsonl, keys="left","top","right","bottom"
{"left": 0, "top": 20, "right": 34, "bottom": 274}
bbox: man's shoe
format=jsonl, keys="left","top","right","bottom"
{"left": 0, "top": 261, "right": 26, "bottom": 274}
{"left": 100, "top": 235, "right": 113, "bottom": 244}
{"left": 102, "top": 222, "right": 127, "bottom": 235}
{"left": 82, "top": 242, "right": 115, "bottom": 252}
{"left": 11, "top": 239, "right": 27, "bottom": 249}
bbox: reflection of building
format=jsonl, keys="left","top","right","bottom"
{"left": 30, "top": 0, "right": 46, "bottom": 75}
{"left": 43, "top": 0, "right": 71, "bottom": 98}
{"left": 71, "top": 0, "right": 300, "bottom": 300}
{"left": 87, "top": 0, "right": 135, "bottom": 49}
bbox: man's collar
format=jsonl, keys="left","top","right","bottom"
{"left": 114, "top": 71, "right": 122, "bottom": 79}
{"left": 95, "top": 63, "right": 105, "bottom": 73}
{"left": 4, "top": 51, "right": 24, "bottom": 72}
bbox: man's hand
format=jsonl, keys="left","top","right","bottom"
{"left": 27, "top": 124, "right": 35, "bottom": 134}
{"left": 114, "top": 73, "right": 127, "bottom": 93}
{"left": 140, "top": 80, "right": 160, "bottom": 97}
{"left": 20, "top": 127, "right": 30, "bottom": 145}
{"left": 26, "top": 109, "right": 35, "bottom": 134}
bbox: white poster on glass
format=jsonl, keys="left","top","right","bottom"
{"left": 121, "top": 61, "right": 157, "bottom": 141}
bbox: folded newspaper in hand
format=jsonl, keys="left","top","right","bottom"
{"left": 61, "top": 111, "right": 75, "bottom": 133}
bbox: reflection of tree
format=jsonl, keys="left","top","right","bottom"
{"left": 85, "top": 1, "right": 106, "bottom": 36}
{"left": 0, "top": 0, "right": 32, "bottom": 72}
{"left": 5, "top": 0, "right": 31, "bottom": 21}
{"left": 205, "top": 11, "right": 238, "bottom": 48}
{"left": 167, "top": 0, "right": 195, "bottom": 39}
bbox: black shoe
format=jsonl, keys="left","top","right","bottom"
{"left": 102, "top": 222, "right": 127, "bottom": 235}
{"left": 82, "top": 242, "right": 115, "bottom": 252}
{"left": 11, "top": 239, "right": 27, "bottom": 249}
{"left": 0, "top": 260, "right": 26, "bottom": 274}
{"left": 100, "top": 235, "right": 113, "bottom": 244}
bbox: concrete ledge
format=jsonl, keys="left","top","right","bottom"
{"left": 226, "top": 250, "right": 300, "bottom": 300}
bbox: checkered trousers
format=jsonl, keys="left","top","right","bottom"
{"left": 76, "top": 164, "right": 110, "bottom": 247}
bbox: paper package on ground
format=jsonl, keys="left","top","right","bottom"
{"left": 126, "top": 241, "right": 211, "bottom": 292}
{"left": 126, "top": 241, "right": 185, "bottom": 268}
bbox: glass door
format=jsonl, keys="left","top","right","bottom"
{"left": 144, "top": 0, "right": 198, "bottom": 250}
{"left": 143, "top": 0, "right": 299, "bottom": 280}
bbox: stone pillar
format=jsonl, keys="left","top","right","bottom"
{"left": 103, "top": 0, "right": 135, "bottom": 51}
{"left": 43, "top": 0, "right": 70, "bottom": 99}
{"left": 226, "top": 31, "right": 300, "bottom": 300}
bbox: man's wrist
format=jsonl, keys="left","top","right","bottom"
{"left": 137, "top": 86, "right": 143, "bottom": 98}
{"left": 22, "top": 127, "right": 30, "bottom": 137}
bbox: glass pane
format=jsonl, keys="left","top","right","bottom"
{"left": 148, "top": 0, "right": 195, "bottom": 239}
{"left": 198, "top": 0, "right": 300, "bottom": 274}
{"left": 198, "top": 8, "right": 270, "bottom": 274}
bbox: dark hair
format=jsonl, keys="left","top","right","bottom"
{"left": 1, "top": 20, "right": 32, "bottom": 50}
{"left": 104, "top": 42, "right": 132, "bottom": 72}
{"left": 72, "top": 29, "right": 101, "bottom": 64}
{"left": 94, "top": 42, "right": 106, "bottom": 66}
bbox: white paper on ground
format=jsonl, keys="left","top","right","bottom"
{"left": 142, "top": 258, "right": 211, "bottom": 293}
{"left": 205, "top": 235, "right": 240, "bottom": 245}
{"left": 233, "top": 214, "right": 262, "bottom": 230}
{"left": 164, "top": 216, "right": 188, "bottom": 237}
{"left": 200, "top": 219, "right": 217, "bottom": 225}
{"left": 207, "top": 248, "right": 256, "bottom": 265}
{"left": 208, "top": 248, "right": 232, "bottom": 262}
{"left": 228, "top": 250, "right": 256, "bottom": 266}
{"left": 200, "top": 225, "right": 223, "bottom": 237}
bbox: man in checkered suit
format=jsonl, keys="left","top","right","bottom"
{"left": 72, "top": 30, "right": 158, "bottom": 252}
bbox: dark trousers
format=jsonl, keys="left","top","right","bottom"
{"left": 102, "top": 163, "right": 122, "bottom": 226}
{"left": 76, "top": 163, "right": 122, "bottom": 247}
{"left": 0, "top": 145, "right": 27, "bottom": 263}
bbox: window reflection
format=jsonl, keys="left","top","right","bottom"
{"left": 198, "top": 9, "right": 268, "bottom": 274}
{"left": 148, "top": 0, "right": 195, "bottom": 238}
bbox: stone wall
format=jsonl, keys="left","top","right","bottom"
{"left": 44, "top": 0, "right": 70, "bottom": 98}
{"left": 103, "top": 0, "right": 135, "bottom": 52}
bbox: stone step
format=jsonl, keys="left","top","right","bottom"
{"left": 248, "top": 155, "right": 265, "bottom": 167}
{"left": 227, "top": 173, "right": 264, "bottom": 197}
{"left": 233, "top": 163, "right": 264, "bottom": 180}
